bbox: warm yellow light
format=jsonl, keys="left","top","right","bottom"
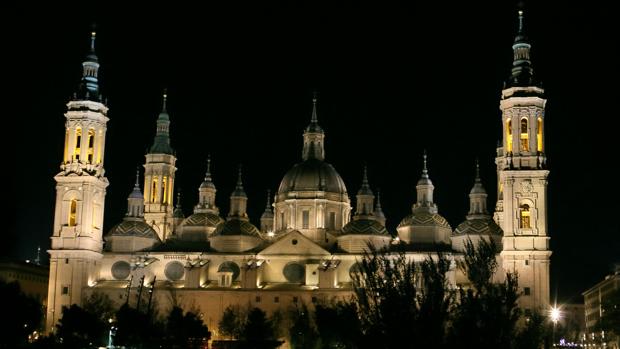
{"left": 550, "top": 307, "right": 561, "bottom": 323}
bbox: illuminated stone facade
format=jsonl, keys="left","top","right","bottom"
{"left": 46, "top": 11, "right": 551, "bottom": 339}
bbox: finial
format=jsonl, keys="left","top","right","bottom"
{"left": 236, "top": 164, "right": 243, "bottom": 188}
{"left": 475, "top": 158, "right": 481, "bottom": 182}
{"left": 376, "top": 189, "right": 382, "bottom": 208}
{"left": 176, "top": 191, "right": 182, "bottom": 207}
{"left": 34, "top": 246, "right": 41, "bottom": 265}
{"left": 134, "top": 166, "right": 141, "bottom": 188}
{"left": 311, "top": 91, "right": 318, "bottom": 123}
{"left": 265, "top": 189, "right": 271, "bottom": 208}
{"left": 362, "top": 163, "right": 369, "bottom": 185}
{"left": 162, "top": 89, "right": 168, "bottom": 112}
{"left": 205, "top": 155, "right": 212, "bottom": 180}
{"left": 422, "top": 150, "right": 429, "bottom": 177}
{"left": 518, "top": 10, "right": 524, "bottom": 33}
{"left": 90, "top": 31, "right": 96, "bottom": 52}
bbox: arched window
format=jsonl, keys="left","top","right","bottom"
{"left": 151, "top": 178, "right": 158, "bottom": 203}
{"left": 162, "top": 176, "right": 168, "bottom": 204}
{"left": 96, "top": 130, "right": 103, "bottom": 164}
{"left": 86, "top": 129, "right": 95, "bottom": 164}
{"left": 519, "top": 204, "right": 531, "bottom": 229}
{"left": 537, "top": 118, "right": 543, "bottom": 152}
{"left": 74, "top": 128, "right": 82, "bottom": 161}
{"left": 280, "top": 211, "right": 286, "bottom": 230}
{"left": 520, "top": 118, "right": 529, "bottom": 152}
{"left": 69, "top": 199, "right": 77, "bottom": 227}
{"left": 506, "top": 120, "right": 513, "bottom": 153}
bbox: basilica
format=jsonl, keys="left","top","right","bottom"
{"left": 46, "top": 11, "right": 551, "bottom": 336}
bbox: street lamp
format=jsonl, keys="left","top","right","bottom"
{"left": 550, "top": 306, "right": 561, "bottom": 347}
{"left": 107, "top": 318, "right": 116, "bottom": 349}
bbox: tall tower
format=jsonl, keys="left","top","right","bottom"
{"left": 143, "top": 91, "right": 177, "bottom": 240}
{"left": 496, "top": 10, "right": 551, "bottom": 312}
{"left": 47, "top": 31, "right": 109, "bottom": 332}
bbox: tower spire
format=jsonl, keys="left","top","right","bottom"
{"left": 302, "top": 93, "right": 325, "bottom": 161}
{"left": 414, "top": 151, "right": 437, "bottom": 213}
{"left": 506, "top": 9, "right": 537, "bottom": 88}
{"left": 127, "top": 167, "right": 144, "bottom": 218}
{"left": 229, "top": 164, "right": 248, "bottom": 219}
{"left": 75, "top": 29, "right": 101, "bottom": 102}
{"left": 196, "top": 156, "right": 217, "bottom": 213}
{"left": 149, "top": 90, "right": 174, "bottom": 154}
{"left": 374, "top": 189, "right": 386, "bottom": 226}
{"left": 421, "top": 150, "right": 429, "bottom": 179}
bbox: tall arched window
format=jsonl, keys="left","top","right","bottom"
{"left": 86, "top": 129, "right": 95, "bottom": 164}
{"left": 520, "top": 118, "right": 529, "bottom": 152}
{"left": 519, "top": 204, "right": 531, "bottom": 229}
{"left": 151, "top": 178, "right": 158, "bottom": 203}
{"left": 162, "top": 176, "right": 168, "bottom": 204}
{"left": 74, "top": 128, "right": 82, "bottom": 161}
{"left": 69, "top": 199, "right": 77, "bottom": 227}
{"left": 537, "top": 118, "right": 543, "bottom": 152}
{"left": 506, "top": 120, "right": 513, "bottom": 153}
{"left": 96, "top": 130, "right": 103, "bottom": 164}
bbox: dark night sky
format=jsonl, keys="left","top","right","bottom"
{"left": 7, "top": 2, "right": 619, "bottom": 303}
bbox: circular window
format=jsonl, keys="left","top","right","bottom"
{"left": 164, "top": 261, "right": 185, "bottom": 281}
{"left": 283, "top": 262, "right": 305, "bottom": 283}
{"left": 218, "top": 261, "right": 240, "bottom": 281}
{"left": 111, "top": 261, "right": 130, "bottom": 280}
{"left": 292, "top": 239, "right": 298, "bottom": 245}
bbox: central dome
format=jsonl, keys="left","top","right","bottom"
{"left": 278, "top": 158, "right": 348, "bottom": 196}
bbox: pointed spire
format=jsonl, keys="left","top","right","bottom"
{"left": 34, "top": 246, "right": 41, "bottom": 266}
{"left": 231, "top": 164, "right": 246, "bottom": 197}
{"left": 421, "top": 150, "right": 429, "bottom": 178}
{"left": 305, "top": 91, "right": 324, "bottom": 134}
{"left": 200, "top": 155, "right": 215, "bottom": 189}
{"left": 149, "top": 90, "right": 174, "bottom": 154}
{"left": 265, "top": 189, "right": 272, "bottom": 209}
{"left": 75, "top": 28, "right": 101, "bottom": 101}
{"left": 414, "top": 150, "right": 437, "bottom": 213}
{"left": 374, "top": 189, "right": 386, "bottom": 226}
{"left": 129, "top": 166, "right": 143, "bottom": 199}
{"left": 506, "top": 8, "right": 538, "bottom": 88}
{"left": 173, "top": 190, "right": 184, "bottom": 218}
{"left": 357, "top": 164, "right": 373, "bottom": 196}
{"left": 468, "top": 159, "right": 489, "bottom": 216}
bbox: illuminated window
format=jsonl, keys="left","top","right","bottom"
{"left": 151, "top": 178, "right": 158, "bottom": 203}
{"left": 537, "top": 118, "right": 543, "bottom": 152}
{"left": 519, "top": 204, "right": 531, "bottom": 229}
{"left": 69, "top": 199, "right": 77, "bottom": 226}
{"left": 96, "top": 130, "right": 103, "bottom": 164}
{"left": 162, "top": 176, "right": 168, "bottom": 204}
{"left": 302, "top": 210, "right": 310, "bottom": 229}
{"left": 74, "top": 128, "right": 82, "bottom": 161}
{"left": 86, "top": 129, "right": 95, "bottom": 163}
{"left": 520, "top": 118, "right": 529, "bottom": 152}
{"left": 506, "top": 120, "right": 513, "bottom": 153}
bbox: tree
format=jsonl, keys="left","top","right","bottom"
{"left": 55, "top": 304, "right": 106, "bottom": 349}
{"left": 83, "top": 291, "right": 115, "bottom": 324}
{"left": 314, "top": 302, "right": 362, "bottom": 349}
{"left": 114, "top": 303, "right": 163, "bottom": 349}
{"left": 219, "top": 305, "right": 244, "bottom": 339}
{"left": 288, "top": 303, "right": 318, "bottom": 349}
{"left": 165, "top": 306, "right": 211, "bottom": 349}
{"left": 349, "top": 245, "right": 453, "bottom": 348}
{"left": 449, "top": 238, "right": 521, "bottom": 349}
{"left": 0, "top": 280, "right": 43, "bottom": 349}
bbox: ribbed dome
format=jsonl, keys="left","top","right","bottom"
{"left": 212, "top": 219, "right": 261, "bottom": 237}
{"left": 398, "top": 212, "right": 452, "bottom": 230}
{"left": 181, "top": 212, "right": 224, "bottom": 227}
{"left": 342, "top": 219, "right": 389, "bottom": 236}
{"left": 454, "top": 218, "right": 502, "bottom": 236}
{"left": 278, "top": 159, "right": 347, "bottom": 195}
{"left": 106, "top": 219, "right": 160, "bottom": 240}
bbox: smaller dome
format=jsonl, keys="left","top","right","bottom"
{"left": 181, "top": 212, "right": 224, "bottom": 228}
{"left": 454, "top": 218, "right": 502, "bottom": 237}
{"left": 199, "top": 180, "right": 215, "bottom": 189}
{"left": 342, "top": 219, "right": 389, "bottom": 236}
{"left": 106, "top": 219, "right": 160, "bottom": 240}
{"left": 173, "top": 207, "right": 185, "bottom": 218}
{"left": 212, "top": 219, "right": 261, "bottom": 238}
{"left": 261, "top": 210, "right": 274, "bottom": 219}
{"left": 398, "top": 212, "right": 451, "bottom": 230}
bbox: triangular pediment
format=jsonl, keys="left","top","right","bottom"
{"left": 258, "top": 230, "right": 331, "bottom": 256}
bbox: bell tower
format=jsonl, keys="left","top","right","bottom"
{"left": 496, "top": 10, "right": 551, "bottom": 312}
{"left": 47, "top": 31, "right": 109, "bottom": 332}
{"left": 143, "top": 91, "right": 177, "bottom": 240}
